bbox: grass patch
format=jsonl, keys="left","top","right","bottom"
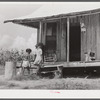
{"left": 13, "top": 74, "right": 40, "bottom": 81}
{"left": 7, "top": 83, "right": 18, "bottom": 87}
{"left": 0, "top": 81, "right": 7, "bottom": 86}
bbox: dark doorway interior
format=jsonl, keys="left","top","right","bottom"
{"left": 45, "top": 22, "right": 57, "bottom": 54}
{"left": 69, "top": 23, "right": 81, "bottom": 61}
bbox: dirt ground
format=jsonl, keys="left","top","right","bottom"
{"left": 0, "top": 65, "right": 100, "bottom": 89}
{"left": 0, "top": 74, "right": 100, "bottom": 89}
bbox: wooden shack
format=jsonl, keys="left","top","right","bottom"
{"left": 4, "top": 4, "right": 100, "bottom": 67}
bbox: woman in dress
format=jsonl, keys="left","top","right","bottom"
{"left": 33, "top": 43, "right": 43, "bottom": 75}
{"left": 34, "top": 44, "right": 43, "bottom": 65}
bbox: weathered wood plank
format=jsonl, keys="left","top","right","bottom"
{"left": 80, "top": 14, "right": 99, "bottom": 61}
{"left": 56, "top": 20, "right": 61, "bottom": 61}
{"left": 96, "top": 14, "right": 100, "bottom": 60}
{"left": 61, "top": 18, "right": 67, "bottom": 61}
{"left": 91, "top": 14, "right": 97, "bottom": 54}
{"left": 80, "top": 16, "right": 87, "bottom": 61}
{"left": 67, "top": 17, "right": 70, "bottom": 62}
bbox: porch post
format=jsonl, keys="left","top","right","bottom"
{"left": 43, "top": 22, "right": 47, "bottom": 45}
{"left": 67, "top": 17, "right": 70, "bottom": 62}
{"left": 39, "top": 21, "right": 42, "bottom": 43}
{"left": 37, "top": 28, "right": 39, "bottom": 44}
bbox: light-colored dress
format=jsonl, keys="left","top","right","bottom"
{"left": 22, "top": 60, "right": 30, "bottom": 68}
{"left": 34, "top": 48, "right": 43, "bottom": 65}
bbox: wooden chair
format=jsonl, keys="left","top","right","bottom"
{"left": 43, "top": 51, "right": 57, "bottom": 63}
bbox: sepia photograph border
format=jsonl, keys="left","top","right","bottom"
{"left": 0, "top": 0, "right": 100, "bottom": 99}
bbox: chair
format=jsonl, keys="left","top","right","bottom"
{"left": 43, "top": 51, "right": 57, "bottom": 63}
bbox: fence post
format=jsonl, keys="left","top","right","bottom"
{"left": 5, "top": 61, "right": 16, "bottom": 80}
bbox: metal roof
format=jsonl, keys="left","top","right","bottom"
{"left": 4, "top": 2, "right": 100, "bottom": 27}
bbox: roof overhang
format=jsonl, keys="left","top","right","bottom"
{"left": 4, "top": 8, "right": 100, "bottom": 28}
{"left": 4, "top": 19, "right": 40, "bottom": 28}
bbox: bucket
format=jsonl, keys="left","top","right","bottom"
{"left": 5, "top": 61, "right": 16, "bottom": 80}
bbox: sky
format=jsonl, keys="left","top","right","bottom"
{"left": 1, "top": 2, "right": 100, "bottom": 52}
{"left": 0, "top": 2, "right": 42, "bottom": 51}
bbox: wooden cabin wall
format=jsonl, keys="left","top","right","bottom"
{"left": 41, "top": 22, "right": 46, "bottom": 45}
{"left": 37, "top": 13, "right": 100, "bottom": 62}
{"left": 80, "top": 16, "right": 88, "bottom": 61}
{"left": 70, "top": 14, "right": 100, "bottom": 61}
{"left": 78, "top": 14, "right": 100, "bottom": 61}
{"left": 60, "top": 19, "right": 67, "bottom": 61}
{"left": 56, "top": 20, "right": 61, "bottom": 61}
{"left": 95, "top": 14, "right": 100, "bottom": 60}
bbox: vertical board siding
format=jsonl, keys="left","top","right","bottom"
{"left": 61, "top": 18, "right": 67, "bottom": 61}
{"left": 39, "top": 13, "right": 100, "bottom": 62}
{"left": 80, "top": 16, "right": 87, "bottom": 61}
{"left": 56, "top": 20, "right": 61, "bottom": 61}
{"left": 80, "top": 14, "right": 99, "bottom": 61}
{"left": 91, "top": 14, "right": 97, "bottom": 54}
{"left": 80, "top": 17, "right": 84, "bottom": 61}
{"left": 96, "top": 14, "right": 100, "bottom": 60}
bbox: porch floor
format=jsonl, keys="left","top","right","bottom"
{"left": 43, "top": 60, "right": 100, "bottom": 68}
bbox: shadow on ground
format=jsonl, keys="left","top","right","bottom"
{"left": 63, "top": 67, "right": 100, "bottom": 79}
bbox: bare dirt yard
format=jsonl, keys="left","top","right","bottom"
{"left": 0, "top": 75, "right": 100, "bottom": 89}
{"left": 0, "top": 65, "right": 100, "bottom": 89}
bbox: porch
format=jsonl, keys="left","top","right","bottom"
{"left": 43, "top": 61, "right": 100, "bottom": 68}
{"left": 41, "top": 61, "right": 100, "bottom": 77}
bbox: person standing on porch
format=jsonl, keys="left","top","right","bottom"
{"left": 34, "top": 43, "right": 43, "bottom": 65}
{"left": 33, "top": 43, "right": 43, "bottom": 75}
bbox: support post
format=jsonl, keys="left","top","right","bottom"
{"left": 43, "top": 22, "right": 47, "bottom": 45}
{"left": 37, "top": 28, "right": 39, "bottom": 44}
{"left": 67, "top": 17, "right": 70, "bottom": 62}
{"left": 39, "top": 21, "right": 42, "bottom": 43}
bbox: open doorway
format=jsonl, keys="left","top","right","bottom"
{"left": 69, "top": 23, "right": 81, "bottom": 61}
{"left": 45, "top": 22, "right": 57, "bottom": 55}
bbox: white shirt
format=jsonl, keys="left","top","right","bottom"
{"left": 34, "top": 48, "right": 42, "bottom": 65}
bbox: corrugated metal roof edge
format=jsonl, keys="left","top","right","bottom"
{"left": 4, "top": 8, "right": 100, "bottom": 24}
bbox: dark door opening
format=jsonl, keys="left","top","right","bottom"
{"left": 69, "top": 23, "right": 81, "bottom": 61}
{"left": 45, "top": 22, "right": 57, "bottom": 54}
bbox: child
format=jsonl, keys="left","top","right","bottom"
{"left": 22, "top": 48, "right": 32, "bottom": 75}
